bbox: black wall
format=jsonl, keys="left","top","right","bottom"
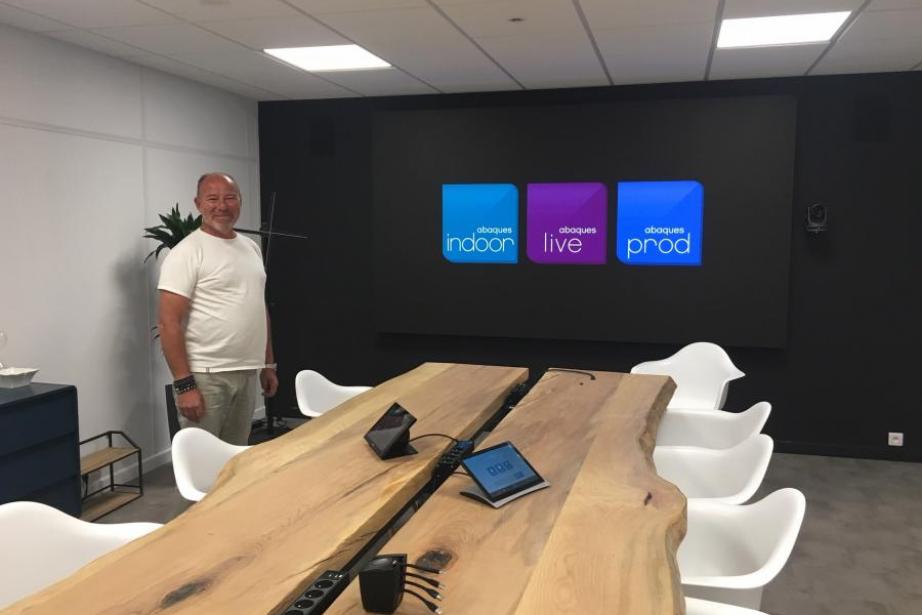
{"left": 259, "top": 71, "right": 922, "bottom": 462}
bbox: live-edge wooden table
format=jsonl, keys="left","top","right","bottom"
{"left": 324, "top": 368, "right": 684, "bottom": 615}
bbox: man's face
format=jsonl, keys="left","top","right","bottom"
{"left": 195, "top": 175, "right": 241, "bottom": 237}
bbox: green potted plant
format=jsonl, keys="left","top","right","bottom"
{"left": 143, "top": 204, "right": 201, "bottom": 261}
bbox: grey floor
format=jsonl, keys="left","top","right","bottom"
{"left": 101, "top": 452, "right": 922, "bottom": 615}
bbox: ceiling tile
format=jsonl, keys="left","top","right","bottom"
{"left": 171, "top": 47, "right": 356, "bottom": 99}
{"left": 45, "top": 29, "right": 151, "bottom": 58}
{"left": 93, "top": 22, "right": 245, "bottom": 56}
{"left": 710, "top": 44, "right": 825, "bottom": 80}
{"left": 814, "top": 32, "right": 922, "bottom": 73}
{"left": 579, "top": 0, "right": 718, "bottom": 30}
{"left": 319, "top": 6, "right": 519, "bottom": 91}
{"left": 723, "top": 0, "right": 865, "bottom": 19}
{"left": 838, "top": 7, "right": 922, "bottom": 40}
{"left": 815, "top": 49, "right": 922, "bottom": 74}
{"left": 474, "top": 32, "right": 608, "bottom": 89}
{"left": 594, "top": 22, "right": 712, "bottom": 84}
{"left": 320, "top": 68, "right": 438, "bottom": 95}
{"left": 141, "top": 0, "right": 299, "bottom": 22}
{"left": 0, "top": 3, "right": 71, "bottom": 31}
{"left": 130, "top": 54, "right": 281, "bottom": 99}
{"left": 434, "top": 0, "right": 584, "bottom": 38}
{"left": 200, "top": 16, "right": 346, "bottom": 49}
{"left": 868, "top": 0, "right": 922, "bottom": 9}
{"left": 287, "top": 0, "right": 427, "bottom": 14}
{"left": 3, "top": 0, "right": 178, "bottom": 28}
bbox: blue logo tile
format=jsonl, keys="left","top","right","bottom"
{"left": 442, "top": 184, "right": 519, "bottom": 264}
{"left": 616, "top": 181, "right": 704, "bottom": 266}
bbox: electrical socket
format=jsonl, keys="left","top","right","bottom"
{"left": 888, "top": 432, "right": 904, "bottom": 447}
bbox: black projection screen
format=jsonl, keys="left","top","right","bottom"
{"left": 372, "top": 96, "right": 796, "bottom": 348}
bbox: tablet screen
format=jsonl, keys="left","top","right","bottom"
{"left": 462, "top": 442, "right": 544, "bottom": 502}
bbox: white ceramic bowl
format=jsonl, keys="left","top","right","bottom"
{"left": 0, "top": 367, "right": 39, "bottom": 389}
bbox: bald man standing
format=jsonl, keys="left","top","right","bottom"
{"left": 157, "top": 172, "right": 278, "bottom": 445}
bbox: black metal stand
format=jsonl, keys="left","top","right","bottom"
{"left": 235, "top": 192, "right": 309, "bottom": 437}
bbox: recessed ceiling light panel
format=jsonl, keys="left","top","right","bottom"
{"left": 717, "top": 11, "right": 851, "bottom": 49}
{"left": 265, "top": 45, "right": 390, "bottom": 72}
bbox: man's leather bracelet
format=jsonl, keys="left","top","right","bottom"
{"left": 174, "top": 375, "right": 197, "bottom": 394}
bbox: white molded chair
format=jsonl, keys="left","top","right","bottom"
{"left": 687, "top": 597, "right": 770, "bottom": 615}
{"left": 295, "top": 369, "right": 371, "bottom": 418}
{"left": 171, "top": 427, "right": 249, "bottom": 502}
{"left": 656, "top": 402, "right": 771, "bottom": 449}
{"left": 0, "top": 501, "right": 160, "bottom": 608}
{"left": 679, "top": 488, "right": 806, "bottom": 610}
{"left": 654, "top": 434, "right": 774, "bottom": 504}
{"left": 632, "top": 342, "right": 745, "bottom": 410}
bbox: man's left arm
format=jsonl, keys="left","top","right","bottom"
{"left": 260, "top": 311, "right": 279, "bottom": 397}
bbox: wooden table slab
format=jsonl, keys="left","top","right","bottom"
{"left": 324, "top": 369, "right": 683, "bottom": 615}
{"left": 4, "top": 363, "right": 527, "bottom": 615}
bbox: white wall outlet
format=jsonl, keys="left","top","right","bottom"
{"left": 888, "top": 432, "right": 904, "bottom": 447}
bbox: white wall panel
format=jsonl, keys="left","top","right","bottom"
{"left": 0, "top": 24, "right": 142, "bottom": 138}
{"left": 0, "top": 25, "right": 260, "bottom": 473}
{"left": 0, "top": 124, "right": 150, "bottom": 451}
{"left": 142, "top": 68, "right": 255, "bottom": 157}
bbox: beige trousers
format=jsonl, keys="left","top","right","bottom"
{"left": 176, "top": 370, "right": 258, "bottom": 445}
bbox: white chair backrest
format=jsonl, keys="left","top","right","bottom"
{"left": 687, "top": 597, "right": 769, "bottom": 615}
{"left": 294, "top": 369, "right": 371, "bottom": 418}
{"left": 679, "top": 488, "right": 806, "bottom": 610}
{"left": 656, "top": 402, "right": 771, "bottom": 449}
{"left": 0, "top": 501, "right": 160, "bottom": 608}
{"left": 171, "top": 427, "right": 249, "bottom": 502}
{"left": 654, "top": 435, "right": 774, "bottom": 505}
{"left": 632, "top": 342, "right": 745, "bottom": 410}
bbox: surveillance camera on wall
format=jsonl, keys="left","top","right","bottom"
{"left": 806, "top": 203, "right": 828, "bottom": 233}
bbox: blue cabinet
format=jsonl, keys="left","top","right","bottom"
{"left": 0, "top": 383, "right": 81, "bottom": 516}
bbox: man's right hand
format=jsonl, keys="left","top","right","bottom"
{"left": 177, "top": 388, "right": 206, "bottom": 422}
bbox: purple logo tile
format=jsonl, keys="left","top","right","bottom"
{"left": 526, "top": 182, "right": 607, "bottom": 264}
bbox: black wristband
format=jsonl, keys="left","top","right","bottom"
{"left": 174, "top": 375, "right": 197, "bottom": 394}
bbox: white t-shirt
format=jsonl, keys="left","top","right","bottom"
{"left": 158, "top": 229, "right": 267, "bottom": 372}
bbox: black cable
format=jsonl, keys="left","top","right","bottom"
{"left": 406, "top": 580, "right": 442, "bottom": 600}
{"left": 408, "top": 433, "right": 459, "bottom": 444}
{"left": 407, "top": 572, "right": 444, "bottom": 589}
{"left": 405, "top": 589, "right": 443, "bottom": 614}
{"left": 406, "top": 562, "right": 444, "bottom": 575}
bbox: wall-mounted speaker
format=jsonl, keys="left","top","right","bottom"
{"left": 805, "top": 203, "right": 828, "bottom": 234}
